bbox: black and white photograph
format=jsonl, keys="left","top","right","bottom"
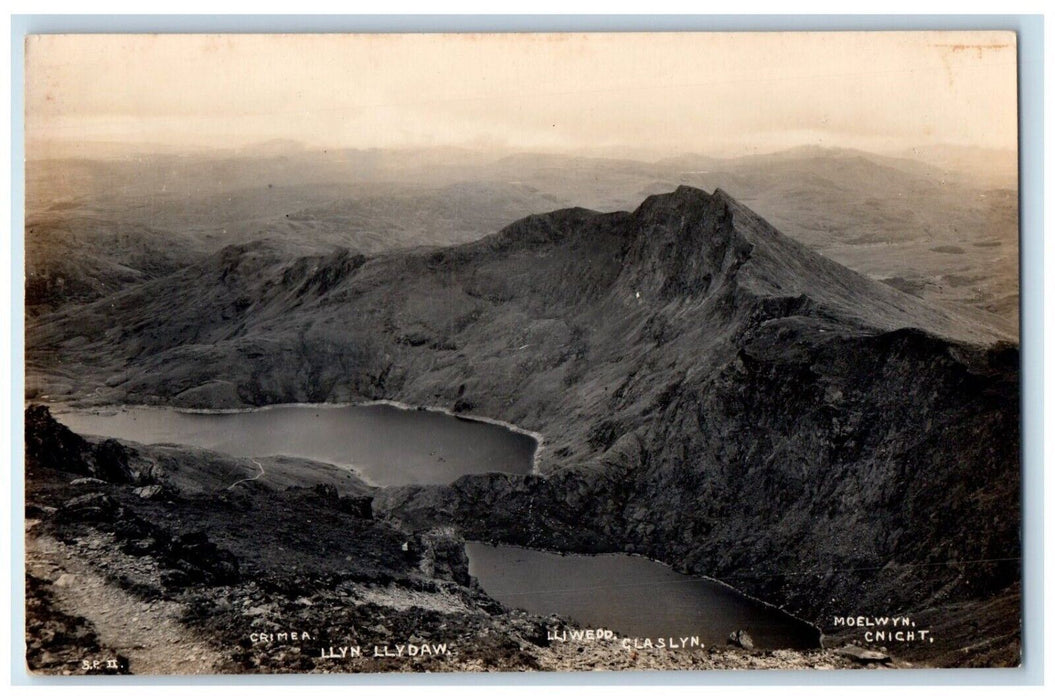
{"left": 20, "top": 30, "right": 1022, "bottom": 675}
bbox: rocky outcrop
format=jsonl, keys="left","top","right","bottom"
{"left": 25, "top": 405, "right": 159, "bottom": 486}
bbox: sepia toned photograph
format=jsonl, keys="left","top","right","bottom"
{"left": 22, "top": 30, "right": 1021, "bottom": 675}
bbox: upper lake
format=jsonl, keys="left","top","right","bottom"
{"left": 53, "top": 403, "right": 537, "bottom": 487}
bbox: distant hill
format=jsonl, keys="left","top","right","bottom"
{"left": 893, "top": 144, "right": 1018, "bottom": 190}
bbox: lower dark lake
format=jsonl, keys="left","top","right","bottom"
{"left": 465, "top": 542, "right": 821, "bottom": 649}
{"left": 54, "top": 403, "right": 537, "bottom": 487}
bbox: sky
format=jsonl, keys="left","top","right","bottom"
{"left": 25, "top": 32, "right": 1019, "bottom": 159}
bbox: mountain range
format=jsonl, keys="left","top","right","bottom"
{"left": 25, "top": 147, "right": 1019, "bottom": 332}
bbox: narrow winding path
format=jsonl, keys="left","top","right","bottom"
{"left": 226, "top": 458, "right": 265, "bottom": 490}
{"left": 27, "top": 532, "right": 227, "bottom": 674}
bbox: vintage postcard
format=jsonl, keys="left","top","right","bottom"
{"left": 23, "top": 31, "right": 1020, "bottom": 675}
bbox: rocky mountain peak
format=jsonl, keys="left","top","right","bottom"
{"left": 631, "top": 185, "right": 735, "bottom": 226}
{"left": 619, "top": 186, "right": 750, "bottom": 301}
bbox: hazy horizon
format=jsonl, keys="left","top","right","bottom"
{"left": 23, "top": 136, "right": 1018, "bottom": 163}
{"left": 26, "top": 32, "right": 1018, "bottom": 162}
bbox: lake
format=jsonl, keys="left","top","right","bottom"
{"left": 53, "top": 403, "right": 538, "bottom": 487}
{"left": 465, "top": 542, "right": 821, "bottom": 649}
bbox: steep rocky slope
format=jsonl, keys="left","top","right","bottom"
{"left": 26, "top": 187, "right": 1020, "bottom": 666}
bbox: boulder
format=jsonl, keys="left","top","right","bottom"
{"left": 59, "top": 493, "right": 119, "bottom": 522}
{"left": 70, "top": 477, "right": 108, "bottom": 487}
{"left": 834, "top": 645, "right": 891, "bottom": 664}
{"left": 133, "top": 484, "right": 165, "bottom": 500}
{"left": 727, "top": 629, "right": 755, "bottom": 650}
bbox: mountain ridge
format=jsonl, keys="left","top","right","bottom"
{"left": 27, "top": 147, "right": 1019, "bottom": 328}
{"left": 27, "top": 186, "right": 1013, "bottom": 409}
